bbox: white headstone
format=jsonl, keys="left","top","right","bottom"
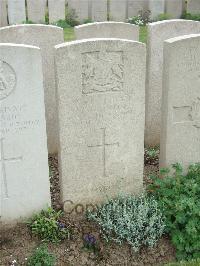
{"left": 148, "top": 0, "right": 165, "bottom": 20}
{"left": 0, "top": 0, "right": 8, "bottom": 27}
{"left": 27, "top": 0, "right": 46, "bottom": 23}
{"left": 7, "top": 0, "right": 26, "bottom": 24}
{"left": 91, "top": 0, "right": 107, "bottom": 22}
{"left": 55, "top": 39, "right": 145, "bottom": 210}
{"left": 68, "top": 0, "right": 89, "bottom": 23}
{"left": 0, "top": 25, "right": 64, "bottom": 154}
{"left": 160, "top": 34, "right": 200, "bottom": 170}
{"left": 109, "top": 0, "right": 127, "bottom": 22}
{"left": 187, "top": 0, "right": 200, "bottom": 14}
{"left": 165, "top": 0, "right": 183, "bottom": 19}
{"left": 128, "top": 0, "right": 149, "bottom": 18}
{"left": 0, "top": 44, "right": 51, "bottom": 223}
{"left": 48, "top": 0, "right": 65, "bottom": 23}
{"left": 145, "top": 20, "right": 200, "bottom": 147}
{"left": 75, "top": 22, "right": 139, "bottom": 40}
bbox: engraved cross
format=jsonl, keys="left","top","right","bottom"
{"left": 0, "top": 138, "right": 22, "bottom": 198}
{"left": 88, "top": 128, "right": 119, "bottom": 177}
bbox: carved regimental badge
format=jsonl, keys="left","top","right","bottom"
{"left": 82, "top": 51, "right": 124, "bottom": 94}
{"left": 0, "top": 60, "right": 16, "bottom": 100}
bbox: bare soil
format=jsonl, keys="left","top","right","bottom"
{"left": 0, "top": 155, "right": 176, "bottom": 266}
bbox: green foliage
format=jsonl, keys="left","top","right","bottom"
{"left": 27, "top": 207, "right": 71, "bottom": 243}
{"left": 148, "top": 163, "right": 200, "bottom": 261}
{"left": 165, "top": 258, "right": 200, "bottom": 266}
{"left": 156, "top": 13, "right": 171, "bottom": 21}
{"left": 27, "top": 245, "right": 56, "bottom": 266}
{"left": 22, "top": 20, "right": 34, "bottom": 24}
{"left": 52, "top": 19, "right": 71, "bottom": 29}
{"left": 145, "top": 146, "right": 159, "bottom": 165}
{"left": 82, "top": 18, "right": 93, "bottom": 24}
{"left": 83, "top": 233, "right": 100, "bottom": 254}
{"left": 66, "top": 7, "right": 79, "bottom": 26}
{"left": 128, "top": 10, "right": 151, "bottom": 26}
{"left": 181, "top": 11, "right": 200, "bottom": 21}
{"left": 86, "top": 194, "right": 165, "bottom": 252}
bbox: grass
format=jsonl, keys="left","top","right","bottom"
{"left": 64, "top": 25, "right": 148, "bottom": 43}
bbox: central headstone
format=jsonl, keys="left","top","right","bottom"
{"left": 55, "top": 39, "right": 145, "bottom": 210}
{"left": 27, "top": 0, "right": 46, "bottom": 23}
{"left": 91, "top": 0, "right": 107, "bottom": 22}
{"left": 0, "top": 44, "right": 50, "bottom": 223}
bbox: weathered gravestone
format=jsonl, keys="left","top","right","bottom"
{"left": 148, "top": 0, "right": 165, "bottom": 20}
{"left": 109, "top": 0, "right": 127, "bottom": 22}
{"left": 187, "top": 0, "right": 200, "bottom": 15}
{"left": 7, "top": 0, "right": 26, "bottom": 24}
{"left": 68, "top": 0, "right": 89, "bottom": 23}
{"left": 0, "top": 44, "right": 50, "bottom": 222}
{"left": 91, "top": 0, "right": 107, "bottom": 22}
{"left": 55, "top": 39, "right": 145, "bottom": 211}
{"left": 145, "top": 20, "right": 200, "bottom": 147}
{"left": 27, "top": 0, "right": 46, "bottom": 23}
{"left": 0, "top": 25, "right": 64, "bottom": 154}
{"left": 75, "top": 22, "right": 139, "bottom": 41}
{"left": 165, "top": 0, "right": 183, "bottom": 19}
{"left": 160, "top": 34, "right": 200, "bottom": 170}
{"left": 0, "top": 0, "right": 8, "bottom": 27}
{"left": 48, "top": 0, "right": 65, "bottom": 23}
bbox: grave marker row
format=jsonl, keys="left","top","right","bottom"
{"left": 2, "top": 0, "right": 194, "bottom": 26}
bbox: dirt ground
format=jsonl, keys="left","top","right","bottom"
{"left": 0, "top": 155, "right": 176, "bottom": 266}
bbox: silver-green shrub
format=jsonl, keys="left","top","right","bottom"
{"left": 87, "top": 194, "right": 165, "bottom": 252}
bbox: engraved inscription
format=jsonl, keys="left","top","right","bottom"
{"left": 0, "top": 138, "right": 22, "bottom": 198}
{"left": 82, "top": 51, "right": 124, "bottom": 94}
{"left": 0, "top": 60, "right": 16, "bottom": 100}
{"left": 173, "top": 97, "right": 200, "bottom": 128}
{"left": 0, "top": 104, "right": 40, "bottom": 135}
{"left": 88, "top": 128, "right": 119, "bottom": 177}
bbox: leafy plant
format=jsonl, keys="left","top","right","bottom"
{"left": 66, "top": 7, "right": 79, "bottom": 26}
{"left": 27, "top": 245, "right": 56, "bottom": 266}
{"left": 27, "top": 207, "right": 71, "bottom": 243}
{"left": 128, "top": 10, "right": 151, "bottom": 26}
{"left": 86, "top": 194, "right": 165, "bottom": 252}
{"left": 83, "top": 233, "right": 100, "bottom": 254}
{"left": 165, "top": 258, "right": 200, "bottom": 266}
{"left": 145, "top": 146, "right": 159, "bottom": 165}
{"left": 83, "top": 18, "right": 93, "bottom": 24}
{"left": 156, "top": 13, "right": 171, "bottom": 21}
{"left": 148, "top": 163, "right": 200, "bottom": 261}
{"left": 181, "top": 11, "right": 200, "bottom": 21}
{"left": 52, "top": 19, "right": 71, "bottom": 29}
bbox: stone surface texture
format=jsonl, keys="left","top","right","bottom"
{"left": 165, "top": 0, "right": 183, "bottom": 19}
{"left": 145, "top": 20, "right": 200, "bottom": 146}
{"left": 48, "top": 0, "right": 65, "bottom": 23}
{"left": 27, "top": 0, "right": 46, "bottom": 23}
{"left": 7, "top": 0, "right": 26, "bottom": 24}
{"left": 160, "top": 34, "right": 200, "bottom": 170}
{"left": 91, "top": 0, "right": 107, "bottom": 22}
{"left": 187, "top": 0, "right": 200, "bottom": 14}
{"left": 0, "top": 24, "right": 64, "bottom": 154}
{"left": 68, "top": 0, "right": 89, "bottom": 22}
{"left": 75, "top": 22, "right": 139, "bottom": 41}
{"left": 148, "top": 0, "right": 165, "bottom": 19}
{"left": 0, "top": 44, "right": 50, "bottom": 223}
{"left": 109, "top": 0, "right": 127, "bottom": 22}
{"left": 55, "top": 38, "right": 145, "bottom": 210}
{"left": 127, "top": 0, "right": 149, "bottom": 17}
{"left": 0, "top": 0, "right": 8, "bottom": 27}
